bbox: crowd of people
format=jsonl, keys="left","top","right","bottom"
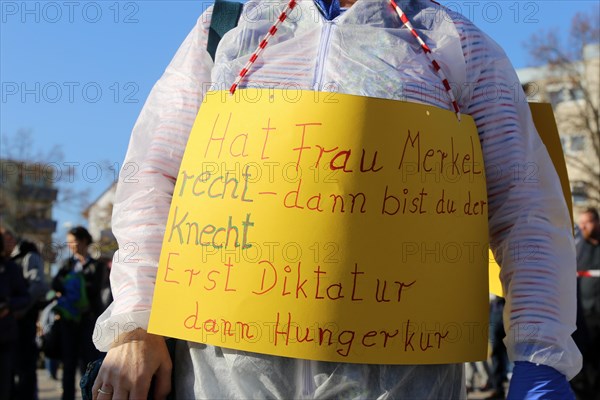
{"left": 0, "top": 225, "right": 111, "bottom": 400}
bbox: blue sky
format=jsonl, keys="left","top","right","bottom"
{"left": 1, "top": 0, "right": 598, "bottom": 244}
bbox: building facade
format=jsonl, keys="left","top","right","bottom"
{"left": 0, "top": 159, "right": 58, "bottom": 259}
{"left": 82, "top": 182, "right": 118, "bottom": 259}
{"left": 517, "top": 43, "right": 600, "bottom": 214}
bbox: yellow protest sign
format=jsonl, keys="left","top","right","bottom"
{"left": 487, "top": 103, "right": 573, "bottom": 297}
{"left": 149, "top": 89, "right": 490, "bottom": 364}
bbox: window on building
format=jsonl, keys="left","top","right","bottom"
{"left": 547, "top": 85, "right": 583, "bottom": 106}
{"left": 572, "top": 182, "right": 588, "bottom": 205}
{"left": 548, "top": 89, "right": 564, "bottom": 107}
{"left": 23, "top": 173, "right": 50, "bottom": 188}
{"left": 570, "top": 88, "right": 585, "bottom": 101}
{"left": 570, "top": 135, "right": 586, "bottom": 152}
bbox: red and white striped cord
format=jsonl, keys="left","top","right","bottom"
{"left": 577, "top": 270, "right": 600, "bottom": 278}
{"left": 229, "top": 0, "right": 298, "bottom": 95}
{"left": 389, "top": 0, "right": 461, "bottom": 120}
{"left": 229, "top": 0, "right": 461, "bottom": 120}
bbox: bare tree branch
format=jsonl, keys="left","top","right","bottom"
{"left": 526, "top": 6, "right": 600, "bottom": 209}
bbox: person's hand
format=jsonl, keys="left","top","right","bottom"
{"left": 507, "top": 361, "right": 574, "bottom": 400}
{"left": 92, "top": 328, "right": 172, "bottom": 400}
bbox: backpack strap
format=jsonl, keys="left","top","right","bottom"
{"left": 207, "top": 0, "right": 244, "bottom": 61}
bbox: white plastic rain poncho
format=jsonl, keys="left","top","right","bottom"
{"left": 94, "top": 0, "right": 582, "bottom": 398}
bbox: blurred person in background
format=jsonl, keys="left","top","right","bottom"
{"left": 485, "top": 295, "right": 510, "bottom": 399}
{"left": 571, "top": 207, "right": 600, "bottom": 400}
{"left": 38, "top": 293, "right": 61, "bottom": 381}
{"left": 0, "top": 231, "right": 31, "bottom": 399}
{"left": 0, "top": 226, "right": 49, "bottom": 400}
{"left": 52, "top": 226, "right": 105, "bottom": 400}
{"left": 98, "top": 256, "right": 113, "bottom": 313}
{"left": 465, "top": 361, "right": 490, "bottom": 394}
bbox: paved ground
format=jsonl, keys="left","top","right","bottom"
{"left": 38, "top": 367, "right": 82, "bottom": 400}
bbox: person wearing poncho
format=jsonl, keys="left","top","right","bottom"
{"left": 92, "top": 0, "right": 582, "bottom": 398}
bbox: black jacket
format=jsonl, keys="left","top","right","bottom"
{"left": 576, "top": 239, "right": 600, "bottom": 318}
{"left": 0, "top": 257, "right": 30, "bottom": 343}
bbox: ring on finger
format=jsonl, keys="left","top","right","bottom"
{"left": 98, "top": 388, "right": 113, "bottom": 395}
